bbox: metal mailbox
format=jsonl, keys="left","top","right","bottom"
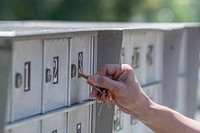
{"left": 8, "top": 121, "right": 41, "bottom": 133}
{"left": 130, "top": 33, "right": 146, "bottom": 85}
{"left": 11, "top": 40, "right": 42, "bottom": 122}
{"left": 43, "top": 39, "right": 69, "bottom": 112}
{"left": 129, "top": 117, "right": 144, "bottom": 133}
{"left": 113, "top": 106, "right": 129, "bottom": 133}
{"left": 42, "top": 114, "right": 66, "bottom": 133}
{"left": 68, "top": 105, "right": 92, "bottom": 133}
{"left": 69, "top": 35, "right": 95, "bottom": 105}
{"left": 184, "top": 26, "right": 200, "bottom": 118}
{"left": 145, "top": 32, "right": 163, "bottom": 85}
{"left": 176, "top": 77, "right": 187, "bottom": 115}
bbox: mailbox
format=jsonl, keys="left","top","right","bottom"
{"left": 129, "top": 116, "right": 144, "bottom": 133}
{"left": 42, "top": 114, "right": 66, "bottom": 133}
{"left": 69, "top": 35, "right": 95, "bottom": 105}
{"left": 130, "top": 33, "right": 146, "bottom": 85}
{"left": 43, "top": 39, "right": 69, "bottom": 112}
{"left": 8, "top": 121, "right": 41, "bottom": 133}
{"left": 145, "top": 32, "right": 163, "bottom": 85}
{"left": 68, "top": 105, "right": 92, "bottom": 133}
{"left": 113, "top": 106, "right": 129, "bottom": 133}
{"left": 11, "top": 40, "right": 42, "bottom": 122}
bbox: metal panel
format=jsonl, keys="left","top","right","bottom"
{"left": 129, "top": 117, "right": 144, "bottom": 133}
{"left": 68, "top": 106, "right": 90, "bottom": 133}
{"left": 145, "top": 32, "right": 163, "bottom": 84}
{"left": 43, "top": 39, "right": 69, "bottom": 112}
{"left": 11, "top": 40, "right": 42, "bottom": 122}
{"left": 9, "top": 121, "right": 41, "bottom": 133}
{"left": 113, "top": 106, "right": 129, "bottom": 133}
{"left": 186, "top": 27, "right": 200, "bottom": 118}
{"left": 130, "top": 33, "right": 146, "bottom": 85}
{"left": 162, "top": 30, "right": 182, "bottom": 110}
{"left": 176, "top": 77, "right": 187, "bottom": 115}
{"left": 96, "top": 31, "right": 122, "bottom": 133}
{"left": 69, "top": 36, "right": 92, "bottom": 105}
{"left": 42, "top": 114, "right": 66, "bottom": 133}
{"left": 0, "top": 39, "right": 12, "bottom": 133}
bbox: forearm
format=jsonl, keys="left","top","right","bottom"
{"left": 135, "top": 101, "right": 200, "bottom": 133}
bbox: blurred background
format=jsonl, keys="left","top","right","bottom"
{"left": 0, "top": 0, "right": 199, "bottom": 22}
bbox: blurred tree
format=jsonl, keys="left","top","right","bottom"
{"left": 0, "top": 0, "right": 199, "bottom": 22}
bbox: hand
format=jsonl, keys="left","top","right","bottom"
{"left": 88, "top": 64, "right": 151, "bottom": 117}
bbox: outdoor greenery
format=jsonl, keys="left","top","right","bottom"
{"left": 0, "top": 0, "right": 199, "bottom": 22}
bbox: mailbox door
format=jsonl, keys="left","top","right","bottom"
{"left": 10, "top": 121, "right": 41, "bottom": 133}
{"left": 130, "top": 33, "right": 146, "bottom": 85}
{"left": 113, "top": 106, "right": 128, "bottom": 133}
{"left": 68, "top": 106, "right": 91, "bottom": 133}
{"left": 42, "top": 114, "right": 66, "bottom": 133}
{"left": 69, "top": 36, "right": 92, "bottom": 105}
{"left": 176, "top": 77, "right": 186, "bottom": 115}
{"left": 120, "top": 33, "right": 129, "bottom": 64}
{"left": 145, "top": 32, "right": 163, "bottom": 84}
{"left": 129, "top": 116, "right": 144, "bottom": 133}
{"left": 11, "top": 40, "right": 42, "bottom": 122}
{"left": 43, "top": 39, "right": 69, "bottom": 112}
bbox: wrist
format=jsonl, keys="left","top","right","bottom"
{"left": 131, "top": 94, "right": 154, "bottom": 121}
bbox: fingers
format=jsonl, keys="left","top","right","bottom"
{"left": 88, "top": 75, "right": 121, "bottom": 93}
{"left": 96, "top": 64, "right": 120, "bottom": 76}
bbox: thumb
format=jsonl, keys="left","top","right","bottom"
{"left": 88, "top": 75, "right": 120, "bottom": 93}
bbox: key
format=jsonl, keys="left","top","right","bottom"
{"left": 79, "top": 72, "right": 102, "bottom": 94}
{"left": 98, "top": 101, "right": 104, "bottom": 116}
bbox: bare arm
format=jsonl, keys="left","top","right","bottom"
{"left": 88, "top": 64, "right": 200, "bottom": 133}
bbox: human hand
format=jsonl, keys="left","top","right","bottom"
{"left": 88, "top": 64, "right": 151, "bottom": 116}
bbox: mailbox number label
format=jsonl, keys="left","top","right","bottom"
{"left": 78, "top": 52, "right": 83, "bottom": 77}
{"left": 24, "top": 62, "right": 31, "bottom": 92}
{"left": 76, "top": 123, "right": 81, "bottom": 133}
{"left": 53, "top": 56, "right": 59, "bottom": 84}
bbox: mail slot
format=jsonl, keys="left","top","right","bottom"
{"left": 69, "top": 35, "right": 94, "bottom": 105}
{"left": 68, "top": 105, "right": 91, "bottom": 133}
{"left": 43, "top": 39, "right": 69, "bottom": 112}
{"left": 42, "top": 114, "right": 66, "bottom": 133}
{"left": 11, "top": 40, "right": 42, "bottom": 122}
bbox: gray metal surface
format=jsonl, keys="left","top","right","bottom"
{"left": 11, "top": 40, "right": 42, "bottom": 122}
{"left": 43, "top": 39, "right": 69, "bottom": 113}
{"left": 96, "top": 31, "right": 122, "bottom": 133}
{"left": 68, "top": 105, "right": 91, "bottom": 133}
{"left": 69, "top": 35, "right": 93, "bottom": 105}
{"left": 0, "top": 39, "right": 12, "bottom": 133}
{"left": 162, "top": 29, "right": 182, "bottom": 109}
{"left": 186, "top": 27, "right": 200, "bottom": 118}
{"left": 9, "top": 121, "right": 41, "bottom": 133}
{"left": 42, "top": 114, "right": 66, "bottom": 133}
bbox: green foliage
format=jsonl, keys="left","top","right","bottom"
{"left": 0, "top": 0, "right": 199, "bottom": 22}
